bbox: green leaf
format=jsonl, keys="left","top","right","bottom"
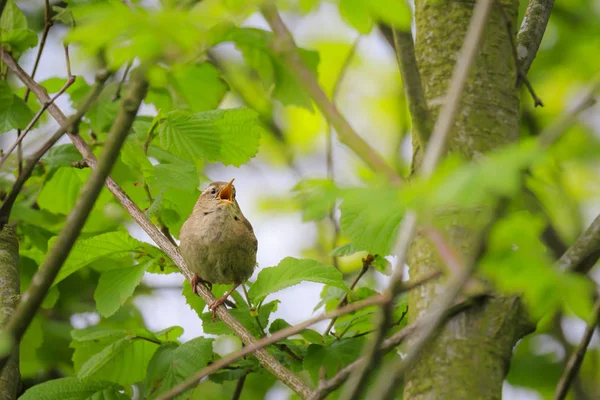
{"left": 182, "top": 282, "right": 206, "bottom": 319}
{"left": 370, "top": 0, "right": 412, "bottom": 29}
{"left": 303, "top": 337, "right": 365, "bottom": 383}
{"left": 0, "top": 81, "right": 34, "bottom": 133}
{"left": 170, "top": 63, "right": 228, "bottom": 112}
{"left": 38, "top": 167, "right": 88, "bottom": 215}
{"left": 339, "top": 187, "right": 404, "bottom": 255}
{"left": 52, "top": 231, "right": 143, "bottom": 286}
{"left": 339, "top": 0, "right": 374, "bottom": 33}
{"left": 215, "top": 108, "right": 264, "bottom": 166}
{"left": 158, "top": 110, "right": 221, "bottom": 161}
{"left": 43, "top": 145, "right": 83, "bottom": 172}
{"left": 120, "top": 141, "right": 155, "bottom": 182}
{"left": 0, "top": 0, "right": 38, "bottom": 55}
{"left": 145, "top": 337, "right": 214, "bottom": 398}
{"left": 201, "top": 300, "right": 279, "bottom": 338}
{"left": 272, "top": 48, "right": 319, "bottom": 110}
{"left": 248, "top": 257, "right": 348, "bottom": 303}
{"left": 159, "top": 108, "right": 263, "bottom": 166}
{"left": 269, "top": 318, "right": 323, "bottom": 344}
{"left": 330, "top": 243, "right": 359, "bottom": 257}
{"left": 72, "top": 327, "right": 162, "bottom": 385}
{"left": 94, "top": 261, "right": 151, "bottom": 318}
{"left": 154, "top": 162, "right": 199, "bottom": 191}
{"left": 18, "top": 378, "right": 129, "bottom": 400}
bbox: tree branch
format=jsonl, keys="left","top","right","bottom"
{"left": 339, "top": 1, "right": 496, "bottom": 398}
{"left": 0, "top": 49, "right": 313, "bottom": 397}
{"left": 516, "top": 0, "right": 554, "bottom": 75}
{"left": 0, "top": 72, "right": 110, "bottom": 227}
{"left": 0, "top": 69, "right": 148, "bottom": 373}
{"left": 559, "top": 213, "right": 600, "bottom": 274}
{"left": 260, "top": 5, "right": 403, "bottom": 185}
{"left": 391, "top": 29, "right": 431, "bottom": 145}
{"left": 553, "top": 296, "right": 600, "bottom": 400}
{"left": 0, "top": 226, "right": 19, "bottom": 400}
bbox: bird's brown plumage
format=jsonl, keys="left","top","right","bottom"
{"left": 179, "top": 180, "right": 257, "bottom": 316}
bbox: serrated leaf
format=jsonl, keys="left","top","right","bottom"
{"left": 248, "top": 257, "right": 348, "bottom": 303}
{"left": 159, "top": 110, "right": 221, "bottom": 161}
{"left": 145, "top": 337, "right": 214, "bottom": 398}
{"left": 94, "top": 261, "right": 151, "bottom": 318}
{"left": 18, "top": 378, "right": 128, "bottom": 400}
{"left": 330, "top": 243, "right": 359, "bottom": 257}
{"left": 215, "top": 108, "right": 264, "bottom": 166}
{"left": 159, "top": 108, "right": 263, "bottom": 166}
{"left": 52, "top": 231, "right": 143, "bottom": 286}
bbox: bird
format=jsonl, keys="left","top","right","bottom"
{"left": 179, "top": 179, "right": 258, "bottom": 320}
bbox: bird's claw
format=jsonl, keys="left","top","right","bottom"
{"left": 208, "top": 298, "right": 227, "bottom": 322}
{"left": 191, "top": 274, "right": 212, "bottom": 295}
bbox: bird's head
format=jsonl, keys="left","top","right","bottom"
{"left": 194, "top": 179, "right": 239, "bottom": 212}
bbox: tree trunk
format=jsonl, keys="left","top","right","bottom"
{"left": 0, "top": 226, "right": 19, "bottom": 400}
{"left": 405, "top": 0, "right": 532, "bottom": 398}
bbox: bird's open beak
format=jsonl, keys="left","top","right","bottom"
{"left": 217, "top": 179, "right": 235, "bottom": 203}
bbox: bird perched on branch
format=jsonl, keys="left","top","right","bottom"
{"left": 179, "top": 179, "right": 258, "bottom": 320}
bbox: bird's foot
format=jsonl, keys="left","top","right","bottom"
{"left": 208, "top": 297, "right": 228, "bottom": 322}
{"left": 191, "top": 273, "right": 212, "bottom": 295}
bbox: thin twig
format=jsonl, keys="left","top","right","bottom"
{"left": 232, "top": 373, "right": 248, "bottom": 400}
{"left": 155, "top": 294, "right": 390, "bottom": 400}
{"left": 113, "top": 61, "right": 132, "bottom": 101}
{"left": 553, "top": 296, "right": 600, "bottom": 400}
{"left": 17, "top": 0, "right": 54, "bottom": 173}
{"left": 0, "top": 48, "right": 313, "bottom": 398}
{"left": 339, "top": 1, "right": 496, "bottom": 398}
{"left": 0, "top": 73, "right": 110, "bottom": 227}
{"left": 0, "top": 70, "right": 148, "bottom": 372}
{"left": 142, "top": 123, "right": 177, "bottom": 246}
{"left": 261, "top": 5, "right": 402, "bottom": 185}
{"left": 0, "top": 76, "right": 76, "bottom": 169}
{"left": 323, "top": 254, "right": 372, "bottom": 337}
{"left": 392, "top": 29, "right": 432, "bottom": 145}
{"left": 498, "top": 2, "right": 543, "bottom": 107}
{"left": 327, "top": 37, "right": 359, "bottom": 269}
{"left": 516, "top": 0, "right": 554, "bottom": 75}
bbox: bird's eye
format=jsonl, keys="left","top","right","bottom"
{"left": 210, "top": 188, "right": 217, "bottom": 195}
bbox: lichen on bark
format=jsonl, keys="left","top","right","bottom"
{"left": 405, "top": 0, "right": 533, "bottom": 399}
{"left": 0, "top": 226, "right": 19, "bottom": 400}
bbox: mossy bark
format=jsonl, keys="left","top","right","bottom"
{"left": 405, "top": 1, "right": 532, "bottom": 399}
{"left": 0, "top": 226, "right": 19, "bottom": 400}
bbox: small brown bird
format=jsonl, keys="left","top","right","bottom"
{"left": 179, "top": 179, "right": 258, "bottom": 319}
